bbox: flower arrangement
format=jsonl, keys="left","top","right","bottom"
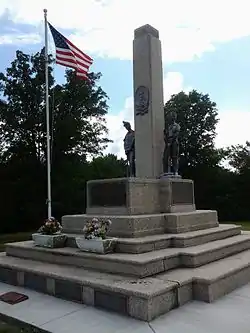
{"left": 37, "top": 217, "right": 62, "bottom": 235}
{"left": 82, "top": 218, "right": 112, "bottom": 240}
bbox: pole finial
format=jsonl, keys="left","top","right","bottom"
{"left": 43, "top": 8, "right": 47, "bottom": 14}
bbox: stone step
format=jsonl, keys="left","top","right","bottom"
{"left": 157, "top": 248, "right": 250, "bottom": 303}
{"left": 1, "top": 249, "right": 250, "bottom": 321}
{"left": 62, "top": 210, "right": 219, "bottom": 237}
{"left": 171, "top": 223, "right": 241, "bottom": 248}
{"left": 0, "top": 253, "right": 178, "bottom": 322}
{"left": 66, "top": 224, "right": 241, "bottom": 253}
{"left": 6, "top": 232, "right": 250, "bottom": 278}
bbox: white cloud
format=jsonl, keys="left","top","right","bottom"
{"left": 1, "top": 0, "right": 250, "bottom": 63}
{"left": 105, "top": 71, "right": 191, "bottom": 158}
{"left": 163, "top": 72, "right": 192, "bottom": 101}
{"left": 216, "top": 110, "right": 250, "bottom": 148}
{"left": 0, "top": 33, "right": 40, "bottom": 45}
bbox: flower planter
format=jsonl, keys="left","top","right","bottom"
{"left": 32, "top": 233, "right": 67, "bottom": 248}
{"left": 75, "top": 237, "right": 117, "bottom": 254}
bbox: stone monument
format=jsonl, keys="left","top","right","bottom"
{"left": 133, "top": 24, "right": 165, "bottom": 178}
{"left": 1, "top": 23, "right": 250, "bottom": 324}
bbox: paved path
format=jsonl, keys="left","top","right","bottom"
{"left": 0, "top": 281, "right": 250, "bottom": 333}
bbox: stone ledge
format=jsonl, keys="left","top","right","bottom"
{"left": 6, "top": 232, "right": 250, "bottom": 277}
{"left": 66, "top": 224, "right": 240, "bottom": 254}
{"left": 2, "top": 248, "right": 250, "bottom": 320}
{"left": 164, "top": 210, "right": 219, "bottom": 233}
{"left": 0, "top": 253, "right": 178, "bottom": 321}
{"left": 62, "top": 210, "right": 219, "bottom": 237}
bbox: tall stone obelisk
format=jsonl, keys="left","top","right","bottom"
{"left": 133, "top": 24, "right": 165, "bottom": 178}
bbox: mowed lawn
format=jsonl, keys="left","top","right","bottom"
{"left": 0, "top": 232, "right": 32, "bottom": 253}
{"left": 0, "top": 321, "right": 38, "bottom": 333}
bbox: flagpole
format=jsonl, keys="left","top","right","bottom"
{"left": 44, "top": 9, "right": 52, "bottom": 218}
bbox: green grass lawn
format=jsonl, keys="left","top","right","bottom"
{"left": 0, "top": 232, "right": 32, "bottom": 253}
{"left": 229, "top": 221, "right": 250, "bottom": 231}
{"left": 0, "top": 321, "right": 40, "bottom": 333}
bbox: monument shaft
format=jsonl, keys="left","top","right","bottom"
{"left": 133, "top": 25, "right": 165, "bottom": 178}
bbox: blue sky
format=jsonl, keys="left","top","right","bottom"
{"left": 1, "top": 0, "right": 250, "bottom": 157}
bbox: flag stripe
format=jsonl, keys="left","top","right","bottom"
{"left": 56, "top": 49, "right": 90, "bottom": 69}
{"left": 66, "top": 39, "right": 93, "bottom": 63}
{"left": 56, "top": 47, "right": 92, "bottom": 66}
{"left": 56, "top": 59, "right": 77, "bottom": 70}
{"left": 56, "top": 55, "right": 89, "bottom": 73}
{"left": 48, "top": 22, "right": 93, "bottom": 80}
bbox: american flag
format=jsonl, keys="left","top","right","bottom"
{"left": 48, "top": 22, "right": 93, "bottom": 80}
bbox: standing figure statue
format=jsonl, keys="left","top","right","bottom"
{"left": 123, "top": 121, "right": 136, "bottom": 177}
{"left": 162, "top": 111, "right": 180, "bottom": 176}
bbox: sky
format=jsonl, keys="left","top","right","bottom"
{"left": 1, "top": 0, "right": 250, "bottom": 159}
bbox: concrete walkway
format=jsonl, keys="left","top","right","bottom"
{"left": 0, "top": 281, "right": 250, "bottom": 333}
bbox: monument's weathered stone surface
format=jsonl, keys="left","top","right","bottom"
{"left": 86, "top": 177, "right": 196, "bottom": 216}
{"left": 133, "top": 24, "right": 165, "bottom": 178}
{"left": 160, "top": 178, "right": 195, "bottom": 213}
{"left": 86, "top": 178, "right": 160, "bottom": 216}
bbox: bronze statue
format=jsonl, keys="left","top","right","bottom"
{"left": 163, "top": 111, "right": 180, "bottom": 176}
{"left": 123, "top": 121, "right": 136, "bottom": 177}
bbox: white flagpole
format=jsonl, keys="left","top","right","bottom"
{"left": 44, "top": 9, "right": 52, "bottom": 218}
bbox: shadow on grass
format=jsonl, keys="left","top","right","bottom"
{"left": 221, "top": 221, "right": 250, "bottom": 231}
{"left": 0, "top": 232, "right": 33, "bottom": 253}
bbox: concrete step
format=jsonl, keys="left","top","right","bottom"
{"left": 0, "top": 253, "right": 178, "bottom": 321}
{"left": 1, "top": 249, "right": 250, "bottom": 321}
{"left": 66, "top": 224, "right": 241, "bottom": 253}
{"left": 171, "top": 223, "right": 241, "bottom": 248}
{"left": 62, "top": 210, "right": 219, "bottom": 237}
{"left": 157, "top": 248, "right": 250, "bottom": 303}
{"left": 6, "top": 232, "right": 250, "bottom": 278}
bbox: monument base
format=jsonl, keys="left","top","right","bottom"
{"left": 86, "top": 177, "right": 195, "bottom": 216}
{"left": 62, "top": 210, "right": 218, "bottom": 237}
{"left": 159, "top": 172, "right": 182, "bottom": 179}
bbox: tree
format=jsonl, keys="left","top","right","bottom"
{"left": 164, "top": 90, "right": 222, "bottom": 177}
{"left": 225, "top": 142, "right": 250, "bottom": 221}
{"left": 227, "top": 141, "right": 250, "bottom": 174}
{"left": 164, "top": 90, "right": 228, "bottom": 212}
{"left": 0, "top": 49, "right": 110, "bottom": 163}
{"left": 88, "top": 154, "right": 127, "bottom": 180}
{"left": 0, "top": 49, "right": 110, "bottom": 232}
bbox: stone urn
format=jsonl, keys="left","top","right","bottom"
{"left": 32, "top": 233, "right": 67, "bottom": 248}
{"left": 75, "top": 237, "right": 117, "bottom": 254}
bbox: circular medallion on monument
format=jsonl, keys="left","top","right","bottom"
{"left": 135, "top": 85, "right": 149, "bottom": 115}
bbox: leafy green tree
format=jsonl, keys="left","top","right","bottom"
{"left": 164, "top": 90, "right": 228, "bottom": 212}
{"left": 88, "top": 154, "right": 126, "bottom": 180}
{"left": 0, "top": 49, "right": 110, "bottom": 232}
{"left": 164, "top": 90, "right": 222, "bottom": 177}
{"left": 227, "top": 141, "right": 250, "bottom": 174}
{"left": 225, "top": 142, "right": 250, "bottom": 221}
